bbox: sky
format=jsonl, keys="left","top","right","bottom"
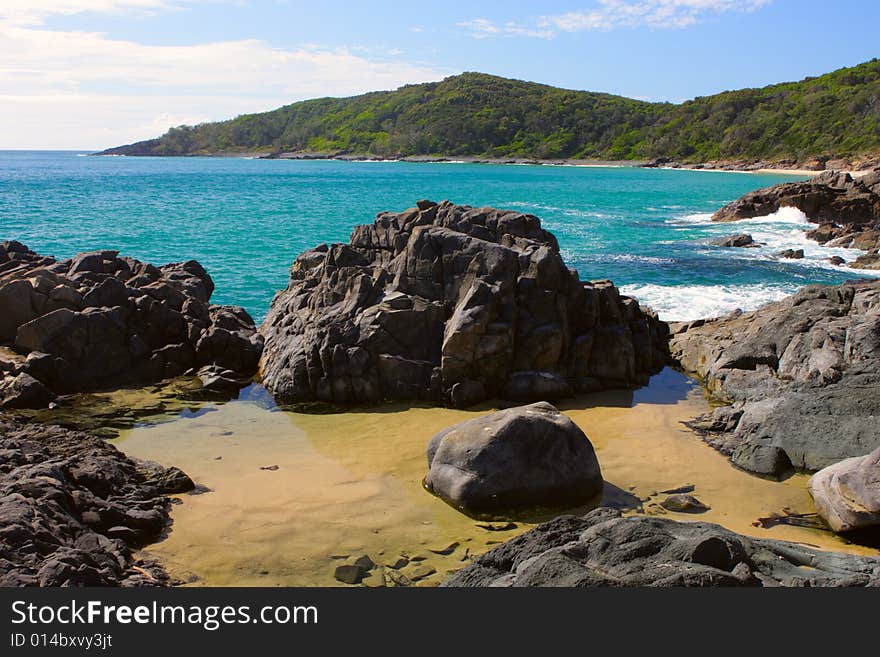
{"left": 1, "top": 0, "right": 878, "bottom": 149}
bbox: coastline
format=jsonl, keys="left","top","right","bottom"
{"left": 88, "top": 148, "right": 880, "bottom": 178}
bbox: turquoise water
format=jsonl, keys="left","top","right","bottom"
{"left": 1, "top": 151, "right": 875, "bottom": 322}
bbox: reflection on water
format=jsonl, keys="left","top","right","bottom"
{"left": 109, "top": 368, "right": 878, "bottom": 586}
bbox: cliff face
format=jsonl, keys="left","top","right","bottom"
{"left": 259, "top": 201, "right": 668, "bottom": 407}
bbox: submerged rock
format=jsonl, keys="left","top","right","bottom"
{"left": 259, "top": 201, "right": 668, "bottom": 407}
{"left": 712, "top": 234, "right": 757, "bottom": 248}
{"left": 809, "top": 447, "right": 880, "bottom": 534}
{"left": 424, "top": 402, "right": 603, "bottom": 518}
{"left": 671, "top": 280, "right": 880, "bottom": 478}
{"left": 442, "top": 508, "right": 880, "bottom": 587}
{"left": 0, "top": 418, "right": 193, "bottom": 586}
{"left": 0, "top": 241, "right": 263, "bottom": 408}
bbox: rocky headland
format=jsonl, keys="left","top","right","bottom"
{"left": 259, "top": 201, "right": 668, "bottom": 407}
{"left": 0, "top": 241, "right": 264, "bottom": 410}
{"left": 711, "top": 169, "right": 880, "bottom": 269}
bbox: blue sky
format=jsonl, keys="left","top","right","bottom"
{"left": 1, "top": 0, "right": 878, "bottom": 149}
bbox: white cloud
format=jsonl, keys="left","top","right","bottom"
{"left": 0, "top": 0, "right": 179, "bottom": 26}
{"left": 0, "top": 3, "right": 449, "bottom": 148}
{"left": 460, "top": 0, "right": 772, "bottom": 39}
{"left": 457, "top": 18, "right": 555, "bottom": 40}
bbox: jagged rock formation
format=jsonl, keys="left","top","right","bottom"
{"left": 0, "top": 418, "right": 193, "bottom": 586}
{"left": 0, "top": 241, "right": 263, "bottom": 408}
{"left": 670, "top": 281, "right": 880, "bottom": 478}
{"left": 259, "top": 201, "right": 668, "bottom": 406}
{"left": 443, "top": 508, "right": 880, "bottom": 587}
{"left": 424, "top": 402, "right": 602, "bottom": 517}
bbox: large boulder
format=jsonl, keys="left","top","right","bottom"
{"left": 809, "top": 447, "right": 880, "bottom": 533}
{"left": 259, "top": 201, "right": 668, "bottom": 406}
{"left": 670, "top": 281, "right": 880, "bottom": 478}
{"left": 0, "top": 418, "right": 193, "bottom": 586}
{"left": 443, "top": 508, "right": 880, "bottom": 587}
{"left": 424, "top": 402, "right": 603, "bottom": 517}
{"left": 0, "top": 241, "right": 264, "bottom": 407}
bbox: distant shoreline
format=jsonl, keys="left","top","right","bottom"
{"left": 89, "top": 149, "right": 876, "bottom": 177}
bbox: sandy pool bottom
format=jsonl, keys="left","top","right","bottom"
{"left": 111, "top": 369, "right": 878, "bottom": 586}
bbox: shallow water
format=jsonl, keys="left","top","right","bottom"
{"left": 3, "top": 151, "right": 879, "bottom": 323}
{"left": 111, "top": 369, "right": 877, "bottom": 587}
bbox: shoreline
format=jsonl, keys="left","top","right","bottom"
{"left": 90, "top": 149, "right": 871, "bottom": 177}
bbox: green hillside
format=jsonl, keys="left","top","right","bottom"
{"left": 101, "top": 59, "right": 880, "bottom": 163}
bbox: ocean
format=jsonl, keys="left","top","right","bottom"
{"left": 1, "top": 150, "right": 875, "bottom": 322}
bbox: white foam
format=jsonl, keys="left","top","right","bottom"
{"left": 620, "top": 283, "right": 797, "bottom": 322}
{"left": 735, "top": 206, "right": 810, "bottom": 226}
{"left": 667, "top": 212, "right": 713, "bottom": 225}
{"left": 608, "top": 254, "right": 675, "bottom": 265}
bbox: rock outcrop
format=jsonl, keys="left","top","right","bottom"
{"left": 712, "top": 169, "right": 880, "bottom": 226}
{"left": 670, "top": 281, "right": 880, "bottom": 478}
{"left": 424, "top": 402, "right": 603, "bottom": 518}
{"left": 0, "top": 418, "right": 193, "bottom": 586}
{"left": 712, "top": 234, "right": 757, "bottom": 248}
{"left": 0, "top": 241, "right": 263, "bottom": 408}
{"left": 712, "top": 170, "right": 880, "bottom": 260}
{"left": 259, "top": 201, "right": 668, "bottom": 407}
{"left": 809, "top": 447, "right": 880, "bottom": 534}
{"left": 442, "top": 508, "right": 880, "bottom": 587}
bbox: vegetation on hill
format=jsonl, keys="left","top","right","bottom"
{"left": 101, "top": 59, "right": 880, "bottom": 163}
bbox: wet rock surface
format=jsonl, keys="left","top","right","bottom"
{"left": 712, "top": 234, "right": 757, "bottom": 248}
{"left": 424, "top": 402, "right": 603, "bottom": 518}
{"left": 442, "top": 508, "right": 880, "bottom": 587}
{"left": 259, "top": 201, "right": 668, "bottom": 407}
{"left": 809, "top": 447, "right": 880, "bottom": 534}
{"left": 670, "top": 280, "right": 880, "bottom": 478}
{"left": 0, "top": 418, "right": 194, "bottom": 586}
{"left": 712, "top": 170, "right": 880, "bottom": 259}
{"left": 0, "top": 241, "right": 263, "bottom": 409}
{"left": 713, "top": 169, "right": 880, "bottom": 226}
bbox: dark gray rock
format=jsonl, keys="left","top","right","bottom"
{"left": 424, "top": 402, "right": 603, "bottom": 518}
{"left": 713, "top": 170, "right": 880, "bottom": 225}
{"left": 661, "top": 494, "right": 710, "bottom": 513}
{"left": 259, "top": 201, "right": 668, "bottom": 406}
{"left": 809, "top": 447, "right": 880, "bottom": 533}
{"left": 0, "top": 372, "right": 55, "bottom": 409}
{"left": 712, "top": 170, "right": 880, "bottom": 257}
{"left": 712, "top": 234, "right": 756, "bottom": 248}
{"left": 334, "top": 564, "right": 368, "bottom": 585}
{"left": 0, "top": 418, "right": 193, "bottom": 587}
{"left": 777, "top": 249, "right": 805, "bottom": 259}
{"left": 671, "top": 281, "right": 880, "bottom": 478}
{"left": 0, "top": 241, "right": 263, "bottom": 408}
{"left": 442, "top": 508, "right": 880, "bottom": 587}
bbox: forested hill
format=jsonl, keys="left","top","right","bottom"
{"left": 100, "top": 59, "right": 880, "bottom": 163}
